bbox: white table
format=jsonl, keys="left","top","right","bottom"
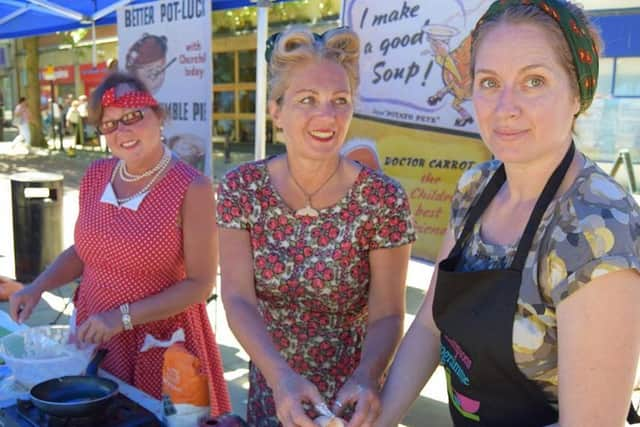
{"left": 0, "top": 311, "right": 162, "bottom": 420}
{"left": 100, "top": 369, "right": 162, "bottom": 420}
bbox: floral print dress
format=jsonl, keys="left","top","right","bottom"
{"left": 217, "top": 158, "right": 416, "bottom": 426}
{"left": 449, "top": 155, "right": 640, "bottom": 403}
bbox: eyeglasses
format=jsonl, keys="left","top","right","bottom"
{"left": 265, "top": 26, "right": 349, "bottom": 63}
{"left": 98, "top": 109, "right": 145, "bottom": 134}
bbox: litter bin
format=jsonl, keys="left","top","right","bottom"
{"left": 11, "top": 172, "right": 64, "bottom": 283}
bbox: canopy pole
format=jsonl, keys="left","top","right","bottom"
{"left": 254, "top": 0, "right": 271, "bottom": 161}
{"left": 91, "top": 20, "right": 97, "bottom": 67}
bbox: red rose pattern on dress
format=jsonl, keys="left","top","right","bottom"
{"left": 217, "top": 158, "right": 416, "bottom": 426}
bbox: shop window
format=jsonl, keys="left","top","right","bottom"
{"left": 238, "top": 90, "right": 256, "bottom": 113}
{"left": 214, "top": 119, "right": 235, "bottom": 139}
{"left": 238, "top": 50, "right": 257, "bottom": 82}
{"left": 614, "top": 57, "right": 640, "bottom": 97}
{"left": 214, "top": 52, "right": 235, "bottom": 84}
{"left": 597, "top": 57, "right": 613, "bottom": 96}
{"left": 239, "top": 120, "right": 255, "bottom": 144}
{"left": 213, "top": 0, "right": 342, "bottom": 35}
{"left": 214, "top": 91, "right": 235, "bottom": 113}
{"left": 266, "top": 119, "right": 274, "bottom": 144}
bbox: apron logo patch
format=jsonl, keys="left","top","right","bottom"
{"left": 441, "top": 334, "right": 472, "bottom": 385}
{"left": 441, "top": 334, "right": 481, "bottom": 421}
{"left": 446, "top": 369, "right": 481, "bottom": 421}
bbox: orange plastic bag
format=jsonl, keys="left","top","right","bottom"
{"left": 162, "top": 342, "right": 209, "bottom": 407}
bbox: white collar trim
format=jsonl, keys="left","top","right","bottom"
{"left": 100, "top": 181, "right": 147, "bottom": 211}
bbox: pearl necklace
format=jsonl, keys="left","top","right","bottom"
{"left": 286, "top": 155, "right": 342, "bottom": 217}
{"left": 111, "top": 150, "right": 172, "bottom": 206}
{"left": 119, "top": 146, "right": 171, "bottom": 182}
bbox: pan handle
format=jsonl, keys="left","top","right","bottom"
{"left": 86, "top": 348, "right": 108, "bottom": 376}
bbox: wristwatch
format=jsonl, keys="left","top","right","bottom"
{"left": 120, "top": 303, "right": 133, "bottom": 331}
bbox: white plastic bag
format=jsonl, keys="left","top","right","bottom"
{"left": 0, "top": 325, "right": 95, "bottom": 388}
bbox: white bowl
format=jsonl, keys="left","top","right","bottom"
{"left": 0, "top": 325, "right": 95, "bottom": 388}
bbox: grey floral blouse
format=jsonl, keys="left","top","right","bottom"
{"left": 450, "top": 155, "right": 640, "bottom": 402}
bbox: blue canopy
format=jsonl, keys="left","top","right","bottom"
{"left": 0, "top": 0, "right": 291, "bottom": 39}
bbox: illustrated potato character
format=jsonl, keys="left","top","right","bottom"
{"left": 167, "top": 133, "right": 206, "bottom": 172}
{"left": 340, "top": 138, "right": 381, "bottom": 171}
{"left": 126, "top": 33, "right": 169, "bottom": 94}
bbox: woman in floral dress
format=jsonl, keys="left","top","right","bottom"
{"left": 217, "top": 27, "right": 415, "bottom": 426}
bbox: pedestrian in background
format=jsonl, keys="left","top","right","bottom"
{"left": 11, "top": 97, "right": 31, "bottom": 147}
{"left": 48, "top": 98, "right": 64, "bottom": 148}
{"left": 61, "top": 94, "right": 74, "bottom": 136}
{"left": 76, "top": 94, "right": 89, "bottom": 146}
{"left": 65, "top": 100, "right": 81, "bottom": 141}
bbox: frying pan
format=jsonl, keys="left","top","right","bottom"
{"left": 30, "top": 349, "right": 119, "bottom": 418}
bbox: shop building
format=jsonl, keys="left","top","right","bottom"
{"left": 2, "top": 0, "right": 638, "bottom": 162}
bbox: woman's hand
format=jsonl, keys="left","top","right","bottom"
{"left": 0, "top": 276, "right": 24, "bottom": 301}
{"left": 8, "top": 281, "right": 41, "bottom": 323}
{"left": 76, "top": 308, "right": 123, "bottom": 345}
{"left": 273, "top": 370, "right": 324, "bottom": 427}
{"left": 333, "top": 377, "right": 381, "bottom": 427}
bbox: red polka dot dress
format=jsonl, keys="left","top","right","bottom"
{"left": 74, "top": 158, "right": 231, "bottom": 416}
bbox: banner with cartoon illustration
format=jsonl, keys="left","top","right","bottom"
{"left": 341, "top": 0, "right": 494, "bottom": 261}
{"left": 343, "top": 0, "right": 496, "bottom": 132}
{"left": 117, "top": 1, "right": 212, "bottom": 176}
{"left": 343, "top": 117, "right": 490, "bottom": 261}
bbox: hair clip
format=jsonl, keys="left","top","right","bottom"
{"left": 265, "top": 32, "right": 281, "bottom": 63}
{"left": 264, "top": 26, "right": 351, "bottom": 63}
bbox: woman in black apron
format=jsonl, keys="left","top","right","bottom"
{"left": 376, "top": 1, "right": 640, "bottom": 426}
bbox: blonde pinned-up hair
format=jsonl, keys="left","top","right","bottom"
{"left": 268, "top": 26, "right": 360, "bottom": 103}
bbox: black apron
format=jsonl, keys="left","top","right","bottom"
{"left": 432, "top": 145, "right": 573, "bottom": 426}
{"left": 432, "top": 143, "right": 640, "bottom": 426}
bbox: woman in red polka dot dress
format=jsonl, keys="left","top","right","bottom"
{"left": 9, "top": 72, "right": 231, "bottom": 416}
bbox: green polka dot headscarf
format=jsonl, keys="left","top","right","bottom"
{"left": 474, "top": 0, "right": 599, "bottom": 113}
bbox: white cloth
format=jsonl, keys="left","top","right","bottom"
{"left": 140, "top": 328, "right": 185, "bottom": 352}
{"left": 100, "top": 181, "right": 148, "bottom": 211}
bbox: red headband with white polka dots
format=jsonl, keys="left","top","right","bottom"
{"left": 101, "top": 86, "right": 158, "bottom": 108}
